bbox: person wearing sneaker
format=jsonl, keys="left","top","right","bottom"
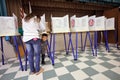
{"left": 41, "top": 33, "right": 48, "bottom": 65}
{"left": 22, "top": 13, "right": 45, "bottom": 75}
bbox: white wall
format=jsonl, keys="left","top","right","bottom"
{"left": 0, "top": 38, "right": 16, "bottom": 61}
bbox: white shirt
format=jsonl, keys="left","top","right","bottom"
{"left": 22, "top": 17, "right": 45, "bottom": 42}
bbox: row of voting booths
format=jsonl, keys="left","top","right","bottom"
{"left": 0, "top": 14, "right": 115, "bottom": 71}
{"left": 50, "top": 15, "right": 115, "bottom": 65}
{"left": 51, "top": 15, "right": 115, "bottom": 33}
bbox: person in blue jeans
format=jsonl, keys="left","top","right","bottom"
{"left": 22, "top": 13, "right": 45, "bottom": 75}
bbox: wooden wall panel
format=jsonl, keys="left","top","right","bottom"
{"left": 118, "top": 12, "right": 120, "bottom": 45}
{"left": 6, "top": 0, "right": 22, "bottom": 27}
{"left": 32, "top": 6, "right": 95, "bottom": 22}
{"left": 5, "top": 0, "right": 119, "bottom": 51}
{"left": 103, "top": 8, "right": 119, "bottom": 44}
{"left": 5, "top": 0, "right": 115, "bottom": 28}
{"left": 22, "top": 1, "right": 106, "bottom": 22}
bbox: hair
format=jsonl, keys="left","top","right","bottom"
{"left": 36, "top": 15, "right": 40, "bottom": 22}
{"left": 42, "top": 33, "right": 48, "bottom": 37}
{"left": 24, "top": 13, "right": 35, "bottom": 22}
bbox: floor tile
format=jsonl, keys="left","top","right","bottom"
{"left": 71, "top": 70, "right": 89, "bottom": 80}
{"left": 28, "top": 73, "right": 43, "bottom": 80}
{"left": 43, "top": 70, "right": 56, "bottom": 79}
{"left": 53, "top": 63, "right": 64, "bottom": 68}
{"left": 62, "top": 61, "right": 73, "bottom": 66}
{"left": 59, "top": 57, "right": 68, "bottom": 62}
{"left": 78, "top": 57, "right": 89, "bottom": 62}
{"left": 98, "top": 57, "right": 111, "bottom": 61}
{"left": 0, "top": 64, "right": 12, "bottom": 70}
{"left": 54, "top": 59, "right": 61, "bottom": 63}
{"left": 100, "top": 62, "right": 116, "bottom": 69}
{"left": 70, "top": 59, "right": 81, "bottom": 64}
{"left": 14, "top": 70, "right": 29, "bottom": 79}
{"left": 85, "top": 56, "right": 95, "bottom": 59}
{"left": 111, "top": 53, "right": 120, "bottom": 57}
{"left": 84, "top": 77, "right": 93, "bottom": 80}
{"left": 0, "top": 75, "right": 2, "bottom": 79}
{"left": 91, "top": 58, "right": 104, "bottom": 64}
{"left": 91, "top": 73, "right": 110, "bottom": 80}
{"left": 103, "top": 70, "right": 120, "bottom": 80}
{"left": 66, "top": 56, "right": 74, "bottom": 60}
{"left": 75, "top": 62, "right": 89, "bottom": 69}
{"left": 111, "top": 67, "right": 120, "bottom": 74}
{"left": 0, "top": 72, "right": 17, "bottom": 80}
{"left": 11, "top": 63, "right": 20, "bottom": 67}
{"left": 4, "top": 66, "right": 20, "bottom": 74}
{"left": 82, "top": 67, "right": 99, "bottom": 76}
{"left": 66, "top": 65, "right": 79, "bottom": 72}
{"left": 47, "top": 77, "right": 59, "bottom": 80}
{"left": 105, "top": 55, "right": 117, "bottom": 60}
{"left": 107, "top": 60, "right": 120, "bottom": 66}
{"left": 0, "top": 69, "right": 7, "bottom": 75}
{"left": 91, "top": 64, "right": 108, "bottom": 72}
{"left": 114, "top": 58, "right": 120, "bottom": 62}
{"left": 58, "top": 73, "right": 75, "bottom": 80}
{"left": 55, "top": 67, "right": 69, "bottom": 76}
{"left": 84, "top": 60, "right": 96, "bottom": 66}
{"left": 14, "top": 76, "right": 28, "bottom": 80}
{"left": 42, "top": 65, "right": 54, "bottom": 71}
{"left": 56, "top": 55, "right": 65, "bottom": 59}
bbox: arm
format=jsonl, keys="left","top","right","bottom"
{"left": 39, "top": 21, "right": 45, "bottom": 33}
{"left": 40, "top": 21, "right": 45, "bottom": 31}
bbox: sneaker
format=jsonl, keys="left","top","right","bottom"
{"left": 36, "top": 68, "right": 44, "bottom": 75}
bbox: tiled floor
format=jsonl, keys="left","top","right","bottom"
{"left": 0, "top": 45, "right": 120, "bottom": 80}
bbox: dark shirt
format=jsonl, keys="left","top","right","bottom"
{"left": 41, "top": 39, "right": 47, "bottom": 54}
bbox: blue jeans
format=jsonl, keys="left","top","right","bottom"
{"left": 25, "top": 39, "right": 41, "bottom": 72}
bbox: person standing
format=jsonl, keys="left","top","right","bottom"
{"left": 41, "top": 33, "right": 48, "bottom": 65}
{"left": 22, "top": 13, "right": 45, "bottom": 75}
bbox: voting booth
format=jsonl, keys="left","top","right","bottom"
{"left": 88, "top": 15, "right": 96, "bottom": 31}
{"left": 50, "top": 15, "right": 76, "bottom": 65}
{"left": 95, "top": 16, "right": 106, "bottom": 31}
{"left": 0, "top": 15, "right": 25, "bottom": 71}
{"left": 105, "top": 17, "right": 115, "bottom": 30}
{"left": 51, "top": 15, "right": 70, "bottom": 33}
{"left": 70, "top": 15, "right": 89, "bottom": 32}
{"left": 0, "top": 16, "right": 19, "bottom": 36}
